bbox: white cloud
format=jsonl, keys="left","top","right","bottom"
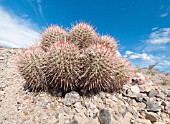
{"left": 152, "top": 27, "right": 158, "bottom": 31}
{"left": 140, "top": 53, "right": 153, "bottom": 60}
{"left": 125, "top": 50, "right": 133, "bottom": 55}
{"left": 146, "top": 28, "right": 170, "bottom": 44}
{"left": 130, "top": 53, "right": 153, "bottom": 61}
{"left": 37, "top": 0, "right": 43, "bottom": 16}
{"left": 159, "top": 12, "right": 168, "bottom": 17}
{"left": 0, "top": 6, "right": 40, "bottom": 48}
{"left": 27, "top": 0, "right": 43, "bottom": 16}
{"left": 125, "top": 51, "right": 154, "bottom": 61}
{"left": 160, "top": 60, "right": 170, "bottom": 66}
{"left": 129, "top": 54, "right": 140, "bottom": 59}
{"left": 124, "top": 50, "right": 170, "bottom": 71}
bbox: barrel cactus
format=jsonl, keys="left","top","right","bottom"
{"left": 46, "top": 40, "right": 82, "bottom": 92}
{"left": 41, "top": 25, "right": 69, "bottom": 51}
{"left": 81, "top": 43, "right": 116, "bottom": 93}
{"left": 98, "top": 35, "right": 118, "bottom": 53}
{"left": 17, "top": 22, "right": 134, "bottom": 95}
{"left": 108, "top": 57, "right": 133, "bottom": 92}
{"left": 70, "top": 22, "right": 98, "bottom": 49}
{"left": 17, "top": 47, "right": 48, "bottom": 91}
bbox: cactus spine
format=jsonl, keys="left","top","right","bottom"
{"left": 17, "top": 22, "right": 133, "bottom": 94}
{"left": 41, "top": 25, "right": 69, "bottom": 52}
{"left": 47, "top": 40, "right": 82, "bottom": 92}
{"left": 98, "top": 35, "right": 118, "bottom": 53}
{"left": 108, "top": 57, "right": 132, "bottom": 92}
{"left": 81, "top": 44, "right": 115, "bottom": 93}
{"left": 18, "top": 47, "right": 48, "bottom": 91}
{"left": 70, "top": 22, "right": 98, "bottom": 49}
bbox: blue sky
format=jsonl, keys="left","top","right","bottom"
{"left": 0, "top": 0, "right": 170, "bottom": 72}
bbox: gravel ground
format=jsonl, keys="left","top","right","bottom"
{"left": 0, "top": 46, "right": 170, "bottom": 124}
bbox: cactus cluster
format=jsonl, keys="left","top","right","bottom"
{"left": 47, "top": 40, "right": 82, "bottom": 92}
{"left": 41, "top": 25, "right": 69, "bottom": 52}
{"left": 70, "top": 22, "right": 98, "bottom": 49}
{"left": 17, "top": 22, "right": 133, "bottom": 94}
{"left": 18, "top": 47, "right": 48, "bottom": 91}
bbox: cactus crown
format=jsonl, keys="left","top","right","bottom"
{"left": 18, "top": 47, "right": 48, "bottom": 91}
{"left": 70, "top": 22, "right": 98, "bottom": 49}
{"left": 81, "top": 44, "right": 116, "bottom": 93}
{"left": 41, "top": 25, "right": 69, "bottom": 51}
{"left": 47, "top": 40, "right": 82, "bottom": 91}
{"left": 99, "top": 35, "right": 118, "bottom": 53}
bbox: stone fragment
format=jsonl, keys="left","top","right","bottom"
{"left": 146, "top": 102, "right": 161, "bottom": 112}
{"left": 41, "top": 102, "right": 48, "bottom": 109}
{"left": 63, "top": 106, "right": 71, "bottom": 115}
{"left": 132, "top": 72, "right": 148, "bottom": 85}
{"left": 0, "top": 57, "right": 4, "bottom": 60}
{"left": 136, "top": 118, "right": 152, "bottom": 124}
{"left": 153, "top": 122, "right": 167, "bottom": 124}
{"left": 145, "top": 111, "right": 159, "bottom": 122}
{"left": 73, "top": 102, "right": 81, "bottom": 108}
{"left": 84, "top": 110, "right": 96, "bottom": 118}
{"left": 111, "top": 95, "right": 118, "bottom": 102}
{"left": 136, "top": 93, "right": 144, "bottom": 102}
{"left": 64, "top": 91, "right": 80, "bottom": 106}
{"left": 105, "top": 93, "right": 111, "bottom": 99}
{"left": 162, "top": 89, "right": 170, "bottom": 95}
{"left": 139, "top": 85, "right": 153, "bottom": 93}
{"left": 55, "top": 112, "right": 60, "bottom": 119}
{"left": 126, "top": 89, "right": 137, "bottom": 98}
{"left": 70, "top": 120, "right": 78, "bottom": 124}
{"left": 148, "top": 90, "right": 159, "bottom": 97}
{"left": 123, "top": 112, "right": 133, "bottom": 123}
{"left": 131, "top": 85, "right": 140, "bottom": 94}
{"left": 138, "top": 102, "right": 146, "bottom": 110}
{"left": 98, "top": 109, "right": 111, "bottom": 124}
{"left": 70, "top": 116, "right": 78, "bottom": 124}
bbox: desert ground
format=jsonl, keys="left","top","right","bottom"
{"left": 0, "top": 46, "right": 170, "bottom": 124}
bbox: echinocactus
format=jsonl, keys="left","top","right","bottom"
{"left": 17, "top": 47, "right": 48, "bottom": 91}
{"left": 46, "top": 40, "right": 82, "bottom": 92}
{"left": 108, "top": 57, "right": 133, "bottom": 92}
{"left": 41, "top": 25, "right": 69, "bottom": 52}
{"left": 98, "top": 35, "right": 118, "bottom": 53}
{"left": 70, "top": 22, "right": 98, "bottom": 49}
{"left": 81, "top": 43, "right": 116, "bottom": 93}
{"left": 17, "top": 21, "right": 134, "bottom": 95}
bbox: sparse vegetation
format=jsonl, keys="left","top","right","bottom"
{"left": 146, "top": 62, "right": 159, "bottom": 76}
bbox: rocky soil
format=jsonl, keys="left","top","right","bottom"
{"left": 0, "top": 46, "right": 170, "bottom": 124}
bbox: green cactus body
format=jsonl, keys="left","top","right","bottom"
{"left": 41, "top": 25, "right": 69, "bottom": 52}
{"left": 18, "top": 47, "right": 48, "bottom": 91}
{"left": 70, "top": 22, "right": 98, "bottom": 49}
{"left": 47, "top": 40, "right": 81, "bottom": 92}
{"left": 98, "top": 35, "right": 118, "bottom": 53}
{"left": 81, "top": 44, "right": 116, "bottom": 93}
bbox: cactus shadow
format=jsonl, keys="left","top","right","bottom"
{"left": 23, "top": 82, "right": 122, "bottom": 98}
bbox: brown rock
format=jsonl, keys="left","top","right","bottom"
{"left": 145, "top": 111, "right": 159, "bottom": 122}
